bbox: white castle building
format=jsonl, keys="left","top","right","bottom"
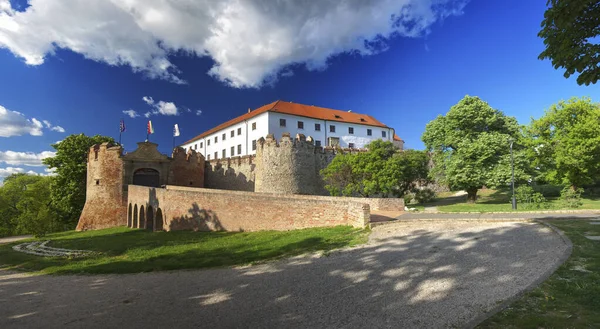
{"left": 181, "top": 100, "right": 403, "bottom": 160}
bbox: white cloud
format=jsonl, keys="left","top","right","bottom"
{"left": 0, "top": 0, "right": 468, "bottom": 88}
{"left": 142, "top": 96, "right": 154, "bottom": 105}
{"left": 196, "top": 110, "right": 202, "bottom": 116}
{"left": 51, "top": 125, "right": 65, "bottom": 133}
{"left": 0, "top": 105, "right": 43, "bottom": 137}
{"left": 0, "top": 166, "right": 26, "bottom": 178}
{"left": 123, "top": 109, "right": 139, "bottom": 118}
{"left": 0, "top": 150, "right": 56, "bottom": 167}
{"left": 142, "top": 96, "right": 179, "bottom": 117}
{"left": 42, "top": 120, "right": 52, "bottom": 128}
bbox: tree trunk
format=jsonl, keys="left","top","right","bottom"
{"left": 466, "top": 188, "right": 478, "bottom": 203}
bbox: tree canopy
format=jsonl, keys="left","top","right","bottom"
{"left": 538, "top": 0, "right": 600, "bottom": 85}
{"left": 43, "top": 134, "right": 115, "bottom": 227}
{"left": 525, "top": 97, "right": 600, "bottom": 189}
{"left": 320, "top": 140, "right": 428, "bottom": 197}
{"left": 422, "top": 95, "right": 528, "bottom": 202}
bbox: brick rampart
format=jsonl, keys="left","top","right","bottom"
{"left": 204, "top": 156, "right": 255, "bottom": 191}
{"left": 127, "top": 185, "right": 370, "bottom": 232}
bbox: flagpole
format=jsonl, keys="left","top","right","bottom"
{"left": 119, "top": 118, "right": 123, "bottom": 145}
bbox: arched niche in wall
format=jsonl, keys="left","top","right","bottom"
{"left": 133, "top": 168, "right": 160, "bottom": 187}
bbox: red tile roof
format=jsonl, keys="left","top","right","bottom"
{"left": 185, "top": 100, "right": 393, "bottom": 144}
{"left": 393, "top": 134, "right": 403, "bottom": 141}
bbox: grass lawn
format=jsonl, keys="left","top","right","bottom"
{"left": 420, "top": 189, "right": 600, "bottom": 212}
{"left": 0, "top": 226, "right": 368, "bottom": 275}
{"left": 479, "top": 220, "right": 600, "bottom": 328}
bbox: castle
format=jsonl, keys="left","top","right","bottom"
{"left": 77, "top": 133, "right": 404, "bottom": 232}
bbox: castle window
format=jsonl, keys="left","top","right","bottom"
{"left": 349, "top": 143, "right": 355, "bottom": 148}
{"left": 348, "top": 127, "right": 354, "bottom": 134}
{"left": 207, "top": 139, "right": 211, "bottom": 146}
{"left": 95, "top": 179, "right": 100, "bottom": 185}
{"left": 280, "top": 119, "right": 286, "bottom": 127}
{"left": 231, "top": 130, "right": 235, "bottom": 138}
{"left": 194, "top": 144, "right": 198, "bottom": 150}
{"left": 252, "top": 140, "right": 257, "bottom": 151}
{"left": 222, "top": 133, "right": 226, "bottom": 141}
{"left": 207, "top": 154, "right": 210, "bottom": 160}
{"left": 200, "top": 142, "right": 203, "bottom": 148}
{"left": 367, "top": 129, "right": 372, "bottom": 136}
{"left": 94, "top": 149, "right": 99, "bottom": 160}
{"left": 297, "top": 121, "right": 304, "bottom": 129}
{"left": 222, "top": 149, "right": 226, "bottom": 158}
{"left": 231, "top": 146, "right": 235, "bottom": 156}
{"left": 215, "top": 136, "right": 218, "bottom": 143}
{"left": 237, "top": 127, "right": 242, "bottom": 135}
{"left": 382, "top": 131, "right": 387, "bottom": 138}
{"left": 315, "top": 123, "right": 321, "bottom": 131}
{"left": 315, "top": 140, "right": 321, "bottom": 147}
{"left": 252, "top": 122, "right": 257, "bottom": 130}
{"left": 214, "top": 152, "right": 218, "bottom": 159}
{"left": 237, "top": 144, "right": 242, "bottom": 155}
{"left": 330, "top": 125, "right": 336, "bottom": 133}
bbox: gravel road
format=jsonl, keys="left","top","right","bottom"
{"left": 0, "top": 221, "right": 570, "bottom": 329}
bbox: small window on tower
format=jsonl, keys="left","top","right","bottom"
{"left": 95, "top": 179, "right": 100, "bottom": 185}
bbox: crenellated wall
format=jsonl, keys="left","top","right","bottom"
{"left": 204, "top": 155, "right": 256, "bottom": 191}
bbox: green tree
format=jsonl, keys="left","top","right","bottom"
{"left": 422, "top": 95, "right": 527, "bottom": 202}
{"left": 0, "top": 174, "right": 58, "bottom": 237}
{"left": 320, "top": 141, "right": 428, "bottom": 197}
{"left": 525, "top": 97, "right": 600, "bottom": 189}
{"left": 538, "top": 0, "right": 600, "bottom": 85}
{"left": 43, "top": 134, "right": 115, "bottom": 227}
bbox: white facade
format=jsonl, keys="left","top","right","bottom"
{"left": 181, "top": 112, "right": 395, "bottom": 160}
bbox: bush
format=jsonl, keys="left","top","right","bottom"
{"left": 560, "top": 186, "right": 583, "bottom": 209}
{"left": 403, "top": 193, "right": 415, "bottom": 205}
{"left": 532, "top": 184, "right": 562, "bottom": 197}
{"left": 515, "top": 185, "right": 549, "bottom": 210}
{"left": 414, "top": 188, "right": 436, "bottom": 204}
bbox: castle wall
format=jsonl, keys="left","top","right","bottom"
{"left": 127, "top": 185, "right": 370, "bottom": 232}
{"left": 77, "top": 143, "right": 127, "bottom": 230}
{"left": 168, "top": 147, "right": 205, "bottom": 188}
{"left": 204, "top": 156, "right": 255, "bottom": 191}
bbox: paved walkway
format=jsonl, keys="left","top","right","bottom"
{"left": 0, "top": 221, "right": 570, "bottom": 329}
{"left": 396, "top": 211, "right": 600, "bottom": 221}
{"left": 0, "top": 235, "right": 31, "bottom": 245}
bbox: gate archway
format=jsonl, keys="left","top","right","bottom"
{"left": 147, "top": 206, "right": 154, "bottom": 231}
{"left": 133, "top": 168, "right": 160, "bottom": 187}
{"left": 155, "top": 208, "right": 164, "bottom": 231}
{"left": 133, "top": 204, "right": 138, "bottom": 228}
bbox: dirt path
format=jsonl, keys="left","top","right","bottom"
{"left": 0, "top": 222, "right": 570, "bottom": 329}
{"left": 0, "top": 235, "right": 32, "bottom": 245}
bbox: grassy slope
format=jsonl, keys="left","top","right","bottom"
{"left": 479, "top": 220, "right": 600, "bottom": 328}
{"left": 0, "top": 226, "right": 368, "bottom": 275}
{"left": 422, "top": 189, "right": 600, "bottom": 212}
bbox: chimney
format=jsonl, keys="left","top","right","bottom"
{"left": 248, "top": 108, "right": 251, "bottom": 113}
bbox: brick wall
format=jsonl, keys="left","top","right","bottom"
{"left": 352, "top": 197, "right": 405, "bottom": 211}
{"left": 204, "top": 156, "right": 255, "bottom": 191}
{"left": 127, "top": 185, "right": 370, "bottom": 232}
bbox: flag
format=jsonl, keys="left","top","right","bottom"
{"left": 173, "top": 124, "right": 180, "bottom": 137}
{"left": 147, "top": 120, "right": 154, "bottom": 134}
{"left": 119, "top": 119, "right": 126, "bottom": 133}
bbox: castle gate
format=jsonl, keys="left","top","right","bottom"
{"left": 133, "top": 168, "right": 160, "bottom": 187}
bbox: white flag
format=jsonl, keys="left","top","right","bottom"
{"left": 173, "top": 124, "right": 180, "bottom": 137}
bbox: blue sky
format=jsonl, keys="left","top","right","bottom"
{"left": 0, "top": 0, "right": 598, "bottom": 179}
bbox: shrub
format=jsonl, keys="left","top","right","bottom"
{"left": 403, "top": 193, "right": 415, "bottom": 205}
{"left": 560, "top": 186, "right": 583, "bottom": 209}
{"left": 514, "top": 185, "right": 549, "bottom": 210}
{"left": 532, "top": 184, "right": 562, "bottom": 197}
{"left": 414, "top": 188, "right": 436, "bottom": 204}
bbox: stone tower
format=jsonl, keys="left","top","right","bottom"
{"left": 76, "top": 141, "right": 205, "bottom": 231}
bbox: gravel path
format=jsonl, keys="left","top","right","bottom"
{"left": 0, "top": 221, "right": 570, "bottom": 329}
{"left": 0, "top": 235, "right": 31, "bottom": 245}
